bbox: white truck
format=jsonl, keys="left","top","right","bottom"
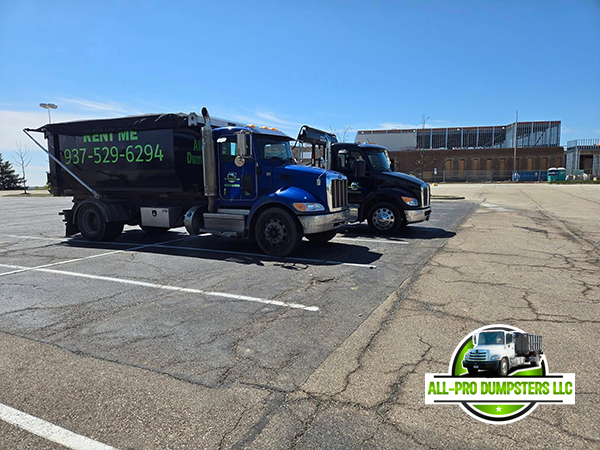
{"left": 462, "top": 330, "right": 543, "bottom": 376}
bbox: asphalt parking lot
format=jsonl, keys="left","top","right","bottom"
{"left": 0, "top": 194, "right": 474, "bottom": 449}
{"left": 1, "top": 185, "right": 599, "bottom": 450}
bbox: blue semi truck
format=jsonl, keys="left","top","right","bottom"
{"left": 25, "top": 108, "right": 349, "bottom": 257}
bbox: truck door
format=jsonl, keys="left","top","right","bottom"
{"left": 334, "top": 149, "right": 373, "bottom": 204}
{"left": 217, "top": 134, "right": 257, "bottom": 202}
{"left": 506, "top": 333, "right": 515, "bottom": 359}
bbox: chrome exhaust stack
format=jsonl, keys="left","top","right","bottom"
{"left": 201, "top": 107, "right": 217, "bottom": 213}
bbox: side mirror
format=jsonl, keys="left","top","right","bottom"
{"left": 355, "top": 159, "right": 366, "bottom": 178}
{"left": 237, "top": 132, "right": 249, "bottom": 157}
{"left": 472, "top": 334, "right": 478, "bottom": 345}
{"left": 390, "top": 158, "right": 395, "bottom": 171}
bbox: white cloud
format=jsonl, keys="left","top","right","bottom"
{"left": 254, "top": 110, "right": 301, "bottom": 127}
{"left": 379, "top": 122, "right": 422, "bottom": 130}
{"left": 58, "top": 97, "right": 137, "bottom": 115}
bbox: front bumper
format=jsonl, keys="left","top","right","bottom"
{"left": 463, "top": 360, "right": 500, "bottom": 371}
{"left": 298, "top": 209, "right": 350, "bottom": 235}
{"left": 405, "top": 206, "right": 432, "bottom": 224}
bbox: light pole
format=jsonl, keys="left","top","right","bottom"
{"left": 512, "top": 110, "right": 518, "bottom": 181}
{"left": 40, "top": 103, "right": 58, "bottom": 123}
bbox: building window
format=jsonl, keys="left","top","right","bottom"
{"left": 556, "top": 156, "right": 562, "bottom": 167}
{"left": 542, "top": 157, "right": 548, "bottom": 170}
{"left": 459, "top": 159, "right": 465, "bottom": 176}
{"left": 473, "top": 159, "right": 479, "bottom": 174}
{"left": 486, "top": 159, "right": 493, "bottom": 175}
{"left": 500, "top": 158, "right": 506, "bottom": 174}
{"left": 527, "top": 157, "right": 534, "bottom": 171}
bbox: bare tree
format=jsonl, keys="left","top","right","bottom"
{"left": 13, "top": 141, "right": 31, "bottom": 194}
{"left": 330, "top": 125, "right": 353, "bottom": 143}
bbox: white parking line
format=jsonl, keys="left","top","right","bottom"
{"left": 0, "top": 263, "right": 320, "bottom": 312}
{"left": 0, "top": 237, "right": 191, "bottom": 278}
{"left": 0, "top": 402, "right": 116, "bottom": 450}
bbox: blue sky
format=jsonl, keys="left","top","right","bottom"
{"left": 1, "top": 0, "right": 599, "bottom": 186}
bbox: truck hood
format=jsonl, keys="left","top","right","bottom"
{"left": 471, "top": 345, "right": 504, "bottom": 354}
{"left": 377, "top": 171, "right": 427, "bottom": 188}
{"left": 271, "top": 164, "right": 335, "bottom": 207}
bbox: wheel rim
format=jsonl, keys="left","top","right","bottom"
{"left": 502, "top": 360, "right": 507, "bottom": 375}
{"left": 372, "top": 207, "right": 395, "bottom": 230}
{"left": 83, "top": 210, "right": 99, "bottom": 233}
{"left": 264, "top": 219, "right": 287, "bottom": 246}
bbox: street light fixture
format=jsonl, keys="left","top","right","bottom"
{"left": 40, "top": 103, "right": 58, "bottom": 124}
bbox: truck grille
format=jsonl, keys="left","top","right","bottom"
{"left": 421, "top": 184, "right": 431, "bottom": 207}
{"left": 328, "top": 177, "right": 348, "bottom": 211}
{"left": 468, "top": 350, "right": 488, "bottom": 362}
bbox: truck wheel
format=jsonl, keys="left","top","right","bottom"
{"left": 105, "top": 221, "right": 124, "bottom": 241}
{"left": 497, "top": 358, "right": 509, "bottom": 377}
{"left": 255, "top": 208, "right": 302, "bottom": 257}
{"left": 367, "top": 202, "right": 403, "bottom": 234}
{"left": 530, "top": 355, "right": 539, "bottom": 367}
{"left": 140, "top": 225, "right": 170, "bottom": 234}
{"left": 77, "top": 203, "right": 109, "bottom": 241}
{"left": 306, "top": 230, "right": 337, "bottom": 244}
{"left": 467, "top": 368, "right": 478, "bottom": 375}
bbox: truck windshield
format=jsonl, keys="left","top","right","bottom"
{"left": 255, "top": 137, "right": 295, "bottom": 164}
{"left": 478, "top": 332, "right": 504, "bottom": 345}
{"left": 366, "top": 150, "right": 392, "bottom": 172}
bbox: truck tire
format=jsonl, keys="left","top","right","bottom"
{"left": 140, "top": 225, "right": 170, "bottom": 234}
{"left": 77, "top": 203, "right": 111, "bottom": 241}
{"left": 255, "top": 208, "right": 302, "bottom": 257}
{"left": 367, "top": 202, "right": 403, "bottom": 234}
{"left": 467, "top": 368, "right": 478, "bottom": 375}
{"left": 305, "top": 230, "right": 337, "bottom": 244}
{"left": 497, "top": 358, "right": 509, "bottom": 377}
{"left": 530, "top": 355, "right": 539, "bottom": 367}
{"left": 105, "top": 221, "right": 124, "bottom": 241}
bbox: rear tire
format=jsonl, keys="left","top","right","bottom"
{"left": 306, "top": 230, "right": 337, "bottom": 244}
{"left": 77, "top": 204, "right": 108, "bottom": 241}
{"left": 367, "top": 202, "right": 403, "bottom": 234}
{"left": 255, "top": 208, "right": 302, "bottom": 257}
{"left": 105, "top": 221, "right": 124, "bottom": 241}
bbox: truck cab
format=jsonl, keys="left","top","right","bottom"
{"left": 463, "top": 330, "right": 542, "bottom": 377}
{"left": 296, "top": 126, "right": 431, "bottom": 234}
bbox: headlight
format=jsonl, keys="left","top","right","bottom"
{"left": 401, "top": 196, "right": 419, "bottom": 206}
{"left": 490, "top": 355, "right": 501, "bottom": 361}
{"left": 293, "top": 203, "right": 325, "bottom": 212}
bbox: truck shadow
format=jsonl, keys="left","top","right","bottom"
{"left": 61, "top": 230, "right": 383, "bottom": 268}
{"left": 337, "top": 223, "right": 457, "bottom": 240}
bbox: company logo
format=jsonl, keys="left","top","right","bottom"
{"left": 349, "top": 182, "right": 361, "bottom": 191}
{"left": 226, "top": 172, "right": 239, "bottom": 184}
{"left": 425, "top": 324, "right": 575, "bottom": 424}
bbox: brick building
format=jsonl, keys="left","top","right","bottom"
{"left": 357, "top": 121, "right": 564, "bottom": 182}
